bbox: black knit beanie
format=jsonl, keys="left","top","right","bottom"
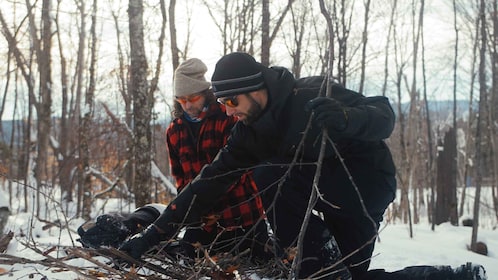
{"left": 211, "top": 52, "right": 267, "bottom": 98}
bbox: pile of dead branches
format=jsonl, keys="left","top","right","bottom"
{"left": 0, "top": 236, "right": 288, "bottom": 279}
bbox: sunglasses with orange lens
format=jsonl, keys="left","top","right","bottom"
{"left": 175, "top": 94, "right": 202, "bottom": 105}
{"left": 217, "top": 96, "right": 239, "bottom": 108}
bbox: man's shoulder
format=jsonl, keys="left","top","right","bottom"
{"left": 294, "top": 76, "right": 345, "bottom": 91}
{"left": 295, "top": 75, "right": 325, "bottom": 88}
{"left": 291, "top": 76, "right": 325, "bottom": 101}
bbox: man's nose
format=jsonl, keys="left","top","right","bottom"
{"left": 225, "top": 106, "right": 236, "bottom": 116}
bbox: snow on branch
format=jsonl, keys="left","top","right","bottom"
{"left": 151, "top": 161, "right": 177, "bottom": 196}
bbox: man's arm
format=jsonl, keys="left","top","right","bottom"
{"left": 154, "top": 142, "right": 254, "bottom": 230}
{"left": 120, "top": 125, "right": 260, "bottom": 259}
{"left": 307, "top": 85, "right": 396, "bottom": 142}
{"left": 342, "top": 94, "right": 395, "bottom": 141}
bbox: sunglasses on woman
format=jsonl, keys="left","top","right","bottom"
{"left": 217, "top": 95, "right": 239, "bottom": 108}
{"left": 175, "top": 94, "right": 202, "bottom": 105}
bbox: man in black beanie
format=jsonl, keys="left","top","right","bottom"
{"left": 120, "top": 53, "right": 486, "bottom": 280}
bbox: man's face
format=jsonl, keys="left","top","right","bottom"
{"left": 217, "top": 89, "right": 268, "bottom": 125}
{"left": 176, "top": 93, "right": 205, "bottom": 118}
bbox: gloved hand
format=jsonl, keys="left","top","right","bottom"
{"left": 119, "top": 224, "right": 163, "bottom": 260}
{"left": 305, "top": 97, "right": 348, "bottom": 131}
{"left": 77, "top": 214, "right": 131, "bottom": 249}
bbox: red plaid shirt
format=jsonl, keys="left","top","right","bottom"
{"left": 166, "top": 103, "right": 264, "bottom": 229}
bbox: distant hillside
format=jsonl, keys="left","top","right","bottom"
{"left": 0, "top": 120, "right": 23, "bottom": 144}
{"left": 394, "top": 99, "right": 475, "bottom": 122}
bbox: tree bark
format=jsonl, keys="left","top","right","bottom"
{"left": 27, "top": 0, "right": 53, "bottom": 216}
{"left": 261, "top": 0, "right": 270, "bottom": 65}
{"left": 470, "top": 0, "right": 486, "bottom": 252}
{"left": 169, "top": 0, "right": 179, "bottom": 71}
{"left": 435, "top": 128, "right": 457, "bottom": 225}
{"left": 79, "top": 0, "right": 98, "bottom": 220}
{"left": 74, "top": 0, "right": 86, "bottom": 218}
{"left": 129, "top": 0, "right": 152, "bottom": 207}
{"left": 358, "top": 0, "right": 370, "bottom": 93}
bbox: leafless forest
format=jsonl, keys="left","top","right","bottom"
{"left": 0, "top": 0, "right": 497, "bottom": 258}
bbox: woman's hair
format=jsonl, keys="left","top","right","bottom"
{"left": 171, "top": 88, "right": 216, "bottom": 119}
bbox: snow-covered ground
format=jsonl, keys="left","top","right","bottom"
{"left": 0, "top": 184, "right": 496, "bottom": 279}
{"left": 370, "top": 222, "right": 496, "bottom": 275}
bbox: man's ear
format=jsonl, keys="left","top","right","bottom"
{"left": 252, "top": 89, "right": 269, "bottom": 108}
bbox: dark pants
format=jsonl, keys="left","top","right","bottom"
{"left": 253, "top": 159, "right": 395, "bottom": 279}
{"left": 181, "top": 219, "right": 270, "bottom": 261}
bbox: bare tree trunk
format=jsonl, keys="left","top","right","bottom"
{"left": 395, "top": 67, "right": 407, "bottom": 223}
{"left": 261, "top": 0, "right": 296, "bottom": 65}
{"left": 406, "top": 0, "right": 425, "bottom": 226}
{"left": 290, "top": 1, "right": 336, "bottom": 277}
{"left": 169, "top": 0, "right": 179, "bottom": 71}
{"left": 204, "top": 0, "right": 293, "bottom": 58}
{"left": 471, "top": 0, "right": 486, "bottom": 252}
{"left": 54, "top": 0, "right": 74, "bottom": 202}
{"left": 490, "top": 0, "right": 498, "bottom": 221}
{"left": 450, "top": 0, "right": 459, "bottom": 226}
{"left": 74, "top": 0, "right": 86, "bottom": 217}
{"left": 0, "top": 7, "right": 35, "bottom": 212}
{"left": 435, "top": 128, "right": 457, "bottom": 225}
{"left": 459, "top": 10, "right": 479, "bottom": 218}
{"left": 261, "top": 0, "right": 270, "bottom": 66}
{"left": 381, "top": 0, "right": 397, "bottom": 97}
{"left": 392, "top": 11, "right": 413, "bottom": 234}
{"left": 358, "top": 0, "right": 370, "bottom": 93}
{"left": 150, "top": 0, "right": 167, "bottom": 96}
{"left": 32, "top": 0, "right": 53, "bottom": 217}
{"left": 129, "top": 0, "right": 152, "bottom": 207}
{"left": 111, "top": 9, "right": 134, "bottom": 192}
{"left": 7, "top": 72, "right": 19, "bottom": 208}
{"left": 0, "top": 50, "right": 11, "bottom": 137}
{"left": 79, "top": 0, "right": 98, "bottom": 220}
{"left": 111, "top": 11, "right": 131, "bottom": 127}
{"left": 285, "top": 1, "right": 309, "bottom": 78}
{"left": 419, "top": 0, "right": 436, "bottom": 230}
{"left": 332, "top": 0, "right": 352, "bottom": 85}
{"left": 433, "top": 0, "right": 456, "bottom": 226}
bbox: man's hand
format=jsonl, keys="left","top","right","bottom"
{"left": 119, "top": 224, "right": 162, "bottom": 260}
{"left": 305, "top": 97, "right": 348, "bottom": 131}
{"left": 77, "top": 214, "right": 131, "bottom": 249}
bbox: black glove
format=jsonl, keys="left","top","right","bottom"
{"left": 305, "top": 97, "right": 348, "bottom": 131}
{"left": 77, "top": 214, "right": 131, "bottom": 249}
{"left": 119, "top": 224, "right": 164, "bottom": 260}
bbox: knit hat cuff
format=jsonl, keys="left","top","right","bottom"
{"left": 174, "top": 76, "right": 210, "bottom": 97}
{"left": 211, "top": 52, "right": 267, "bottom": 98}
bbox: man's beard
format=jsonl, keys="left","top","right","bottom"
{"left": 185, "top": 107, "right": 202, "bottom": 118}
{"left": 243, "top": 94, "right": 263, "bottom": 125}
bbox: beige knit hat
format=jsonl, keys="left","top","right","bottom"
{"left": 174, "top": 58, "right": 211, "bottom": 97}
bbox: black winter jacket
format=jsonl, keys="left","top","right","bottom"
{"left": 154, "top": 67, "right": 396, "bottom": 233}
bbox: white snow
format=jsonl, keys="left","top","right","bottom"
{"left": 0, "top": 182, "right": 496, "bottom": 279}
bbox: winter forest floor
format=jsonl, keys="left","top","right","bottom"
{"left": 0, "top": 183, "right": 496, "bottom": 279}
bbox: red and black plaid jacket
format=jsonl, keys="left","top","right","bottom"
{"left": 166, "top": 102, "right": 264, "bottom": 229}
